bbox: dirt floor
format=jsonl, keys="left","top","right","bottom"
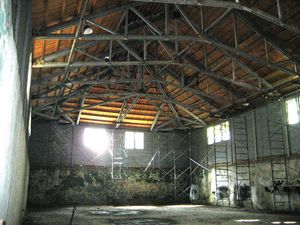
{"left": 23, "top": 205, "right": 300, "bottom": 225}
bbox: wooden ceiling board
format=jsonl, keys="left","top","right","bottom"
{"left": 31, "top": 0, "right": 300, "bottom": 129}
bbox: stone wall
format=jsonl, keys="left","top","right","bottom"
{"left": 27, "top": 166, "right": 188, "bottom": 207}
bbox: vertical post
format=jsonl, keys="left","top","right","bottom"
{"left": 233, "top": 116, "right": 240, "bottom": 204}
{"left": 111, "top": 131, "right": 114, "bottom": 179}
{"left": 109, "top": 40, "right": 112, "bottom": 62}
{"left": 280, "top": 100, "right": 290, "bottom": 158}
{"left": 252, "top": 110, "right": 258, "bottom": 160}
{"left": 213, "top": 132, "right": 218, "bottom": 205}
{"left": 125, "top": 7, "right": 128, "bottom": 37}
{"left": 264, "top": 39, "right": 269, "bottom": 62}
{"left": 232, "top": 14, "right": 238, "bottom": 81}
{"left": 233, "top": 14, "right": 239, "bottom": 49}
{"left": 230, "top": 118, "right": 235, "bottom": 169}
{"left": 276, "top": 0, "right": 282, "bottom": 20}
{"left": 203, "top": 43, "right": 208, "bottom": 71}
{"left": 143, "top": 39, "right": 147, "bottom": 61}
{"left": 203, "top": 43, "right": 209, "bottom": 93}
{"left": 232, "top": 59, "right": 236, "bottom": 81}
{"left": 151, "top": 134, "right": 154, "bottom": 170}
{"left": 158, "top": 149, "right": 161, "bottom": 173}
{"left": 70, "top": 126, "right": 74, "bottom": 166}
{"left": 127, "top": 51, "right": 130, "bottom": 78}
{"left": 200, "top": 6, "right": 204, "bottom": 34}
{"left": 173, "top": 131, "right": 177, "bottom": 199}
{"left": 189, "top": 131, "right": 192, "bottom": 186}
{"left": 175, "top": 18, "right": 179, "bottom": 55}
{"left": 165, "top": 4, "right": 169, "bottom": 35}
{"left": 157, "top": 133, "right": 161, "bottom": 173}
{"left": 143, "top": 28, "right": 146, "bottom": 92}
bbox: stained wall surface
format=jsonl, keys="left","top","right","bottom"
{"left": 0, "top": 0, "right": 31, "bottom": 224}
{"left": 28, "top": 123, "right": 191, "bottom": 206}
{"left": 191, "top": 99, "right": 300, "bottom": 211}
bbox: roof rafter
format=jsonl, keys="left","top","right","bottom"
{"left": 31, "top": 0, "right": 300, "bottom": 128}
{"left": 130, "top": 0, "right": 300, "bottom": 35}
{"left": 235, "top": 10, "right": 300, "bottom": 68}
{"left": 33, "top": 34, "right": 300, "bottom": 78}
{"left": 43, "top": 2, "right": 144, "bottom": 34}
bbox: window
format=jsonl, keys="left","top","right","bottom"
{"left": 125, "top": 131, "right": 144, "bottom": 150}
{"left": 207, "top": 121, "right": 230, "bottom": 145}
{"left": 207, "top": 126, "right": 214, "bottom": 145}
{"left": 83, "top": 128, "right": 111, "bottom": 154}
{"left": 286, "top": 97, "right": 300, "bottom": 125}
{"left": 221, "top": 121, "right": 230, "bottom": 141}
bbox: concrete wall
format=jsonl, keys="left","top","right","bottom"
{"left": 28, "top": 122, "right": 191, "bottom": 206}
{"left": 0, "top": 0, "right": 31, "bottom": 224}
{"left": 191, "top": 99, "right": 300, "bottom": 211}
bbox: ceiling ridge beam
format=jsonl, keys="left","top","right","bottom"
{"left": 34, "top": 34, "right": 299, "bottom": 77}
{"left": 35, "top": 92, "right": 210, "bottom": 113}
{"left": 33, "top": 60, "right": 184, "bottom": 68}
{"left": 36, "top": 78, "right": 221, "bottom": 102}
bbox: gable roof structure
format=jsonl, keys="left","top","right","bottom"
{"left": 31, "top": 0, "right": 300, "bottom": 130}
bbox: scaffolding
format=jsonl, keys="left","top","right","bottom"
{"left": 111, "top": 130, "right": 128, "bottom": 179}
{"left": 45, "top": 124, "right": 72, "bottom": 205}
{"left": 47, "top": 124, "right": 71, "bottom": 167}
{"left": 154, "top": 132, "right": 171, "bottom": 178}
{"left": 213, "top": 135, "right": 230, "bottom": 206}
{"left": 145, "top": 131, "right": 192, "bottom": 200}
{"left": 232, "top": 115, "right": 252, "bottom": 206}
{"left": 174, "top": 131, "right": 192, "bottom": 199}
{"left": 266, "top": 103, "right": 291, "bottom": 211}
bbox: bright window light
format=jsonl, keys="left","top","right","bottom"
{"left": 222, "top": 121, "right": 230, "bottom": 141}
{"left": 125, "top": 131, "right": 144, "bottom": 150}
{"left": 83, "top": 128, "right": 111, "bottom": 154}
{"left": 125, "top": 131, "right": 135, "bottom": 149}
{"left": 286, "top": 98, "right": 299, "bottom": 125}
{"left": 214, "top": 125, "right": 222, "bottom": 143}
{"left": 135, "top": 132, "right": 144, "bottom": 149}
{"left": 207, "top": 126, "right": 214, "bottom": 145}
{"left": 207, "top": 121, "right": 230, "bottom": 145}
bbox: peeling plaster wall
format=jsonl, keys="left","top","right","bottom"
{"left": 200, "top": 158, "right": 300, "bottom": 211}
{"left": 28, "top": 122, "right": 191, "bottom": 206}
{"left": 191, "top": 100, "right": 300, "bottom": 212}
{"left": 0, "top": 0, "right": 31, "bottom": 224}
